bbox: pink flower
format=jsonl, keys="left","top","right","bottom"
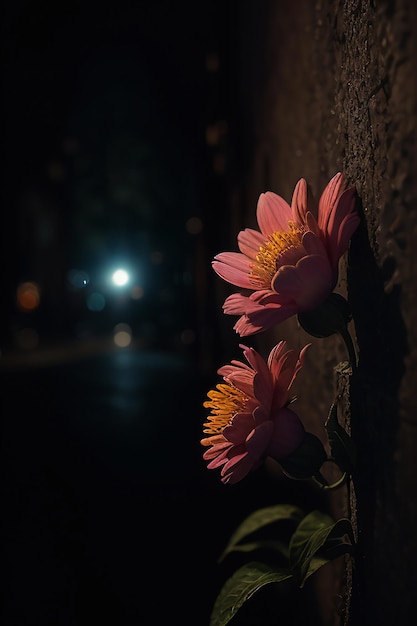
{"left": 201, "top": 341, "right": 310, "bottom": 485}
{"left": 212, "top": 172, "right": 360, "bottom": 336}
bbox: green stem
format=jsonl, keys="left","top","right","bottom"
{"left": 312, "top": 469, "right": 347, "bottom": 490}
{"left": 338, "top": 325, "right": 357, "bottom": 371}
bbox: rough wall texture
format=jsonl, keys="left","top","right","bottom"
{"left": 224, "top": 0, "right": 417, "bottom": 624}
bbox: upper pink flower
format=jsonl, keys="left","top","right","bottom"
{"left": 212, "top": 172, "right": 360, "bottom": 336}
{"left": 201, "top": 341, "right": 309, "bottom": 485}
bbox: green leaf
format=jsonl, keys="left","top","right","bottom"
{"left": 209, "top": 561, "right": 293, "bottom": 626}
{"left": 325, "top": 402, "right": 356, "bottom": 473}
{"left": 289, "top": 511, "right": 355, "bottom": 587}
{"left": 219, "top": 504, "right": 303, "bottom": 561}
{"left": 304, "top": 555, "right": 330, "bottom": 581}
{"left": 220, "top": 539, "right": 290, "bottom": 560}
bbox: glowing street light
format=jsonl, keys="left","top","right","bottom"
{"left": 112, "top": 268, "right": 129, "bottom": 287}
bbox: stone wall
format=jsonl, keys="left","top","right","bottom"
{"left": 222, "top": 1, "right": 417, "bottom": 623}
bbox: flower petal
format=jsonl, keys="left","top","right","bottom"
{"left": 245, "top": 420, "right": 274, "bottom": 459}
{"left": 305, "top": 211, "right": 321, "bottom": 237}
{"left": 223, "top": 413, "right": 254, "bottom": 443}
{"left": 222, "top": 368, "right": 254, "bottom": 397}
{"left": 212, "top": 253, "right": 253, "bottom": 289}
{"left": 202, "top": 341, "right": 310, "bottom": 484}
{"left": 291, "top": 178, "right": 317, "bottom": 224}
{"left": 301, "top": 231, "right": 328, "bottom": 258}
{"left": 271, "top": 255, "right": 333, "bottom": 310}
{"left": 237, "top": 228, "right": 267, "bottom": 258}
{"left": 221, "top": 452, "right": 255, "bottom": 484}
{"left": 317, "top": 172, "right": 346, "bottom": 232}
{"left": 335, "top": 210, "right": 360, "bottom": 258}
{"left": 218, "top": 360, "right": 252, "bottom": 377}
{"left": 267, "top": 341, "right": 288, "bottom": 369}
{"left": 327, "top": 187, "right": 360, "bottom": 263}
{"left": 252, "top": 370, "right": 273, "bottom": 407}
{"left": 267, "top": 408, "right": 305, "bottom": 460}
{"left": 233, "top": 303, "right": 298, "bottom": 336}
{"left": 256, "top": 191, "right": 292, "bottom": 235}
{"left": 242, "top": 345, "right": 272, "bottom": 382}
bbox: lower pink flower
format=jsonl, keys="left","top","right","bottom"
{"left": 201, "top": 341, "right": 310, "bottom": 484}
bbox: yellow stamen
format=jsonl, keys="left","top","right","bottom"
{"left": 202, "top": 383, "right": 249, "bottom": 437}
{"left": 250, "top": 221, "right": 304, "bottom": 287}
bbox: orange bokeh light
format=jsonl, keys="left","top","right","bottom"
{"left": 16, "top": 282, "right": 41, "bottom": 312}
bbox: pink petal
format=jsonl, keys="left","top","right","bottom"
{"left": 233, "top": 305, "right": 297, "bottom": 337}
{"left": 245, "top": 420, "right": 274, "bottom": 459}
{"left": 242, "top": 345, "right": 272, "bottom": 381}
{"left": 323, "top": 186, "right": 357, "bottom": 242}
{"left": 212, "top": 253, "right": 253, "bottom": 289}
{"left": 291, "top": 178, "right": 317, "bottom": 224}
{"left": 305, "top": 211, "right": 321, "bottom": 237}
{"left": 221, "top": 453, "right": 254, "bottom": 484}
{"left": 291, "top": 178, "right": 308, "bottom": 223}
{"left": 335, "top": 212, "right": 360, "bottom": 259}
{"left": 270, "top": 342, "right": 309, "bottom": 408}
{"left": 204, "top": 442, "right": 231, "bottom": 462}
{"left": 301, "top": 231, "right": 328, "bottom": 258}
{"left": 237, "top": 228, "right": 267, "bottom": 258}
{"left": 233, "top": 316, "right": 267, "bottom": 337}
{"left": 267, "top": 408, "right": 305, "bottom": 460}
{"left": 250, "top": 289, "right": 296, "bottom": 306}
{"left": 224, "top": 370, "right": 254, "bottom": 397}
{"left": 218, "top": 361, "right": 251, "bottom": 377}
{"left": 234, "top": 303, "right": 298, "bottom": 336}
{"left": 317, "top": 172, "right": 346, "bottom": 232}
{"left": 222, "top": 293, "right": 257, "bottom": 315}
{"left": 270, "top": 355, "right": 297, "bottom": 408}
{"left": 271, "top": 255, "right": 333, "bottom": 310}
{"left": 326, "top": 189, "right": 360, "bottom": 261}
{"left": 252, "top": 404, "right": 270, "bottom": 426}
{"left": 268, "top": 340, "right": 287, "bottom": 359}
{"left": 252, "top": 370, "right": 273, "bottom": 407}
{"left": 268, "top": 344, "right": 291, "bottom": 383}
{"left": 223, "top": 414, "right": 255, "bottom": 443}
{"left": 289, "top": 344, "right": 310, "bottom": 388}
{"left": 256, "top": 192, "right": 292, "bottom": 235}
{"left": 276, "top": 244, "right": 307, "bottom": 268}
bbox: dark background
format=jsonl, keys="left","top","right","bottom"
{"left": 2, "top": 2, "right": 321, "bottom": 625}
{"left": 5, "top": 2, "right": 416, "bottom": 625}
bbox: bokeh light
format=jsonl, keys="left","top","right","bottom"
{"left": 185, "top": 216, "right": 203, "bottom": 235}
{"left": 67, "top": 269, "right": 90, "bottom": 289}
{"left": 112, "top": 269, "right": 129, "bottom": 287}
{"left": 113, "top": 323, "right": 132, "bottom": 347}
{"left": 16, "top": 282, "right": 41, "bottom": 312}
{"left": 86, "top": 292, "right": 106, "bottom": 312}
{"left": 130, "top": 286, "right": 144, "bottom": 300}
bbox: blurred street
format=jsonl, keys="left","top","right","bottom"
{"left": 1, "top": 341, "right": 219, "bottom": 624}
{"left": 1, "top": 1, "right": 265, "bottom": 623}
{"left": 1, "top": 1, "right": 377, "bottom": 624}
{"left": 1, "top": 337, "right": 326, "bottom": 626}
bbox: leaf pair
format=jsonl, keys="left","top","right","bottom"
{"left": 210, "top": 504, "right": 355, "bottom": 626}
